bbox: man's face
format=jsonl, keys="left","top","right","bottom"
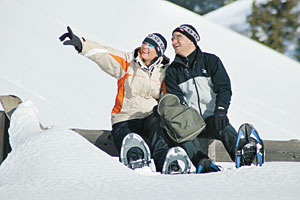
{"left": 172, "top": 32, "right": 195, "bottom": 57}
{"left": 140, "top": 42, "right": 158, "bottom": 63}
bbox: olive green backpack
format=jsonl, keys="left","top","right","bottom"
{"left": 157, "top": 93, "right": 206, "bottom": 144}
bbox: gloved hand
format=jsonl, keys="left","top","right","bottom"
{"left": 213, "top": 108, "right": 229, "bottom": 131}
{"left": 59, "top": 26, "right": 82, "bottom": 53}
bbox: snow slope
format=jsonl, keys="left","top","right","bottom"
{"left": 204, "top": 0, "right": 263, "bottom": 33}
{"left": 0, "top": 100, "right": 299, "bottom": 200}
{"left": 1, "top": 0, "right": 300, "bottom": 140}
{"left": 204, "top": 0, "right": 300, "bottom": 58}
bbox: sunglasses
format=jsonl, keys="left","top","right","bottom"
{"left": 171, "top": 34, "right": 183, "bottom": 41}
{"left": 142, "top": 42, "right": 154, "bottom": 49}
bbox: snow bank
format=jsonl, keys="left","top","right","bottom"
{"left": 0, "top": 100, "right": 300, "bottom": 200}
{"left": 0, "top": 100, "right": 141, "bottom": 199}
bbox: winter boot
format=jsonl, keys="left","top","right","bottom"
{"left": 196, "top": 158, "right": 221, "bottom": 174}
{"left": 120, "top": 133, "right": 152, "bottom": 170}
{"left": 162, "top": 147, "right": 193, "bottom": 174}
{"left": 127, "top": 147, "right": 144, "bottom": 164}
{"left": 235, "top": 123, "right": 265, "bottom": 168}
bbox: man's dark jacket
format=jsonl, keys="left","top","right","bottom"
{"left": 164, "top": 47, "right": 232, "bottom": 119}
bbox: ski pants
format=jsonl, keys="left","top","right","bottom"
{"left": 178, "top": 115, "right": 238, "bottom": 167}
{"left": 111, "top": 113, "right": 170, "bottom": 172}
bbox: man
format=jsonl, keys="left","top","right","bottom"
{"left": 59, "top": 26, "right": 170, "bottom": 172}
{"left": 164, "top": 24, "right": 238, "bottom": 173}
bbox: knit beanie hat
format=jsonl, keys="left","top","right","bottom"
{"left": 172, "top": 24, "right": 200, "bottom": 46}
{"left": 143, "top": 33, "right": 167, "bottom": 57}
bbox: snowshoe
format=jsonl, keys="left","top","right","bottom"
{"left": 196, "top": 158, "right": 222, "bottom": 174}
{"left": 162, "top": 147, "right": 193, "bottom": 174}
{"left": 235, "top": 123, "right": 265, "bottom": 168}
{"left": 120, "top": 133, "right": 152, "bottom": 170}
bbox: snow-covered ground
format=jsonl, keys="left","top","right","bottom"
{"left": 1, "top": 100, "right": 300, "bottom": 200}
{"left": 1, "top": 0, "right": 300, "bottom": 199}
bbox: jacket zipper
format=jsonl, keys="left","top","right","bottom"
{"left": 170, "top": 107, "right": 190, "bottom": 120}
{"left": 188, "top": 61, "right": 203, "bottom": 116}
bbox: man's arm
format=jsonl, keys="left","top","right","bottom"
{"left": 209, "top": 55, "right": 232, "bottom": 131}
{"left": 210, "top": 56, "right": 232, "bottom": 112}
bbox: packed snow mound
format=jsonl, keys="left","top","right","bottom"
{"left": 0, "top": 100, "right": 300, "bottom": 200}
{"left": 0, "top": 100, "right": 144, "bottom": 199}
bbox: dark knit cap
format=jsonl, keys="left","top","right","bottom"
{"left": 143, "top": 33, "right": 167, "bottom": 57}
{"left": 172, "top": 24, "right": 200, "bottom": 46}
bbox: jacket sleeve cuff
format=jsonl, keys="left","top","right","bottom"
{"left": 215, "top": 106, "right": 227, "bottom": 113}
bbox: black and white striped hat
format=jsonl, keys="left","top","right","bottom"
{"left": 173, "top": 24, "right": 200, "bottom": 46}
{"left": 143, "top": 33, "right": 167, "bottom": 57}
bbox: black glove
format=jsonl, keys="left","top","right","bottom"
{"left": 59, "top": 26, "right": 82, "bottom": 53}
{"left": 213, "top": 108, "right": 229, "bottom": 131}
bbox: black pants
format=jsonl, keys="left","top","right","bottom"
{"left": 178, "top": 116, "right": 238, "bottom": 167}
{"left": 112, "top": 114, "right": 237, "bottom": 171}
{"left": 111, "top": 114, "right": 170, "bottom": 172}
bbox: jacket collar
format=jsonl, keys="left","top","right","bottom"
{"left": 133, "top": 48, "right": 169, "bottom": 73}
{"left": 173, "top": 46, "right": 202, "bottom": 68}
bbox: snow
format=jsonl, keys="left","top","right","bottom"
{"left": 1, "top": 0, "right": 300, "bottom": 199}
{"left": 204, "top": 0, "right": 266, "bottom": 33}
{"left": 1, "top": 100, "right": 300, "bottom": 200}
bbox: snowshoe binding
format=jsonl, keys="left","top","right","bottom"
{"left": 235, "top": 123, "right": 265, "bottom": 168}
{"left": 162, "top": 147, "right": 193, "bottom": 174}
{"left": 120, "top": 133, "right": 152, "bottom": 170}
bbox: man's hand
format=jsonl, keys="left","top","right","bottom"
{"left": 59, "top": 26, "right": 82, "bottom": 53}
{"left": 213, "top": 107, "right": 229, "bottom": 131}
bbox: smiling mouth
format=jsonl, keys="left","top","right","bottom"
{"left": 174, "top": 45, "right": 180, "bottom": 50}
{"left": 142, "top": 49, "right": 149, "bottom": 55}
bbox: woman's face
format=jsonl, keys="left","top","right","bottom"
{"left": 140, "top": 42, "right": 158, "bottom": 65}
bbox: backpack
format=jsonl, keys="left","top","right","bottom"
{"left": 157, "top": 93, "right": 206, "bottom": 144}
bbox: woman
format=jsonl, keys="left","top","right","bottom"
{"left": 59, "top": 26, "right": 170, "bottom": 171}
